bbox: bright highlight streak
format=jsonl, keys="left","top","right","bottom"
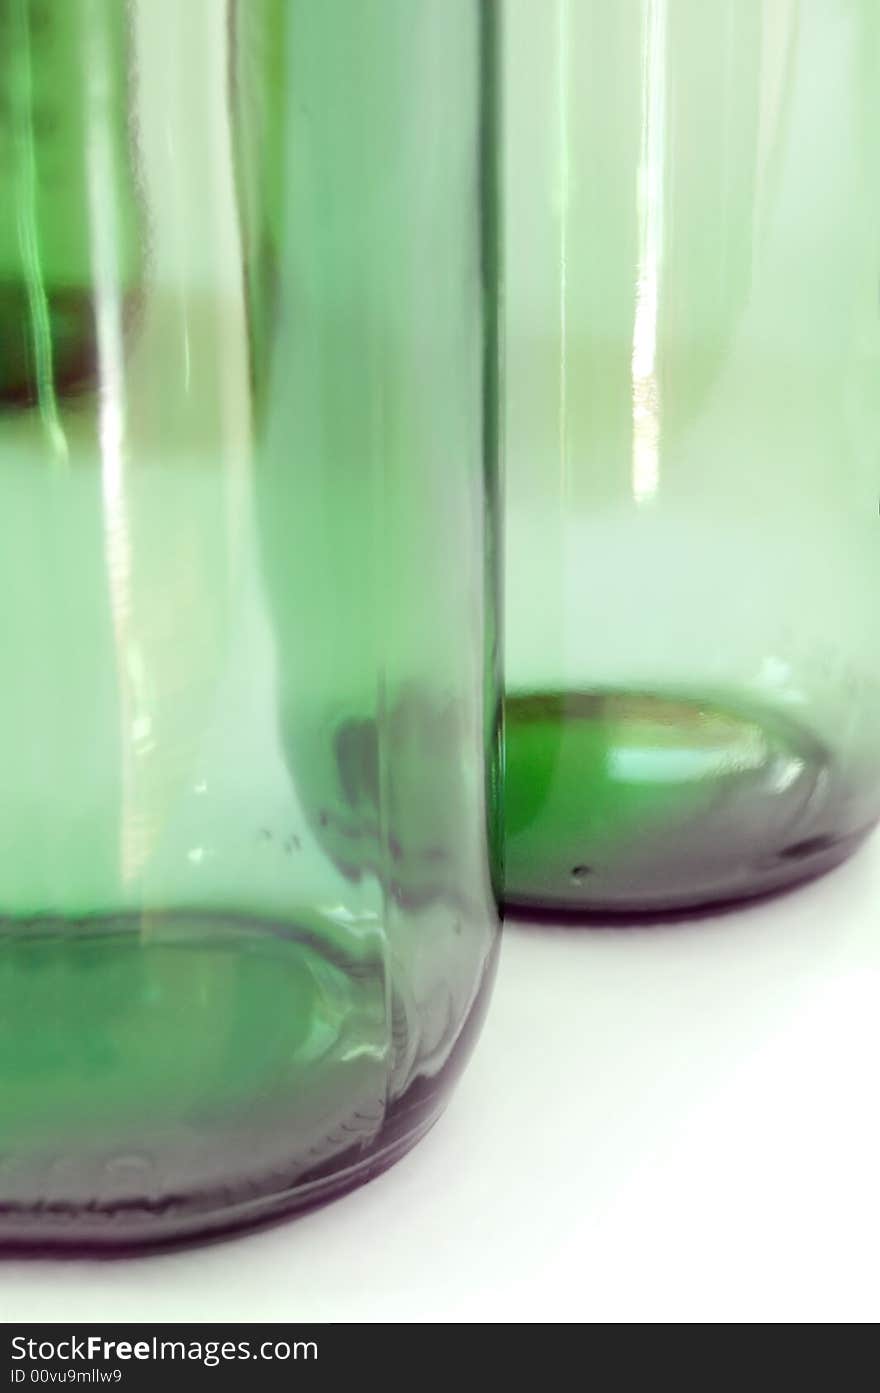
{"left": 631, "top": 0, "right": 667, "bottom": 505}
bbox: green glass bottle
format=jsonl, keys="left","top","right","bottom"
{"left": 0, "top": 0, "right": 499, "bottom": 1248}
{"left": 0, "top": 0, "right": 142, "bottom": 415}
{"left": 503, "top": 0, "right": 880, "bottom": 915}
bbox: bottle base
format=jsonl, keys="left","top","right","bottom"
{"left": 0, "top": 912, "right": 493, "bottom": 1251}
{"left": 0, "top": 1093, "right": 443, "bottom": 1255}
{"left": 504, "top": 688, "right": 879, "bottom": 917}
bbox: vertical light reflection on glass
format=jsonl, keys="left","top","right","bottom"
{"left": 556, "top": 0, "right": 570, "bottom": 500}
{"left": 753, "top": 0, "right": 798, "bottom": 240}
{"left": 10, "top": 0, "right": 68, "bottom": 461}
{"left": 164, "top": 117, "right": 192, "bottom": 398}
{"left": 214, "top": 12, "right": 251, "bottom": 573}
{"left": 85, "top": 8, "right": 140, "bottom": 886}
{"left": 631, "top": 0, "right": 667, "bottom": 505}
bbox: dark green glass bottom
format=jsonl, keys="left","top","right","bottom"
{"left": 504, "top": 690, "right": 879, "bottom": 916}
{"left": 0, "top": 913, "right": 481, "bottom": 1250}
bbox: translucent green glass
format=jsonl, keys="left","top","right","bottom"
{"left": 0, "top": 0, "right": 141, "bottom": 408}
{"left": 503, "top": 0, "right": 880, "bottom": 914}
{"left": 0, "top": 0, "right": 498, "bottom": 1248}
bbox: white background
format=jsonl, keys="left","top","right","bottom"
{"left": 2, "top": 832, "right": 879, "bottom": 1324}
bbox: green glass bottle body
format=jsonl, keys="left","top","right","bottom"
{"left": 0, "top": 0, "right": 499, "bottom": 1248}
{"left": 503, "top": 0, "right": 880, "bottom": 915}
